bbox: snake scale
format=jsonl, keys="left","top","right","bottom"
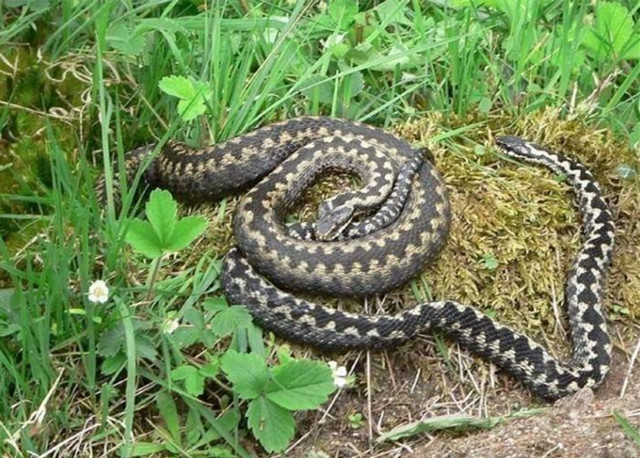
{"left": 99, "top": 117, "right": 615, "bottom": 399}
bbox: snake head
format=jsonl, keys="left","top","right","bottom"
{"left": 316, "top": 201, "right": 355, "bottom": 241}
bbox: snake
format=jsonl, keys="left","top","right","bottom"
{"left": 98, "top": 117, "right": 615, "bottom": 400}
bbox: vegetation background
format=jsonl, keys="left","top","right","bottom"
{"left": 1, "top": 0, "right": 639, "bottom": 456}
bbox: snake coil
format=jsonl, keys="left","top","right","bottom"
{"left": 100, "top": 117, "right": 615, "bottom": 399}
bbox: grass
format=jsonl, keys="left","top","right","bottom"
{"left": 1, "top": 0, "right": 640, "bottom": 456}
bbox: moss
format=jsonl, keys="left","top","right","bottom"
{"left": 394, "top": 108, "right": 640, "bottom": 339}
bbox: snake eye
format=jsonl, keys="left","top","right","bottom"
{"left": 316, "top": 204, "right": 355, "bottom": 241}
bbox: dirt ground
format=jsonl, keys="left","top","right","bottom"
{"left": 282, "top": 333, "right": 639, "bottom": 458}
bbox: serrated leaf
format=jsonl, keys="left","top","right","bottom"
{"left": 146, "top": 189, "right": 177, "bottom": 245}
{"left": 247, "top": 397, "right": 295, "bottom": 453}
{"left": 125, "top": 219, "right": 163, "bottom": 258}
{"left": 177, "top": 99, "right": 207, "bottom": 121}
{"left": 159, "top": 76, "right": 212, "bottom": 121}
{"left": 220, "top": 350, "right": 270, "bottom": 400}
{"left": 211, "top": 306, "right": 253, "bottom": 336}
{"left": 478, "top": 96, "right": 492, "bottom": 114}
{"left": 165, "top": 215, "right": 207, "bottom": 252}
{"left": 265, "top": 360, "right": 334, "bottom": 410}
{"left": 171, "top": 326, "right": 201, "bottom": 348}
{"left": 101, "top": 353, "right": 126, "bottom": 375}
{"left": 199, "top": 360, "right": 220, "bottom": 378}
{"left": 156, "top": 391, "right": 181, "bottom": 444}
{"left": 300, "top": 75, "right": 334, "bottom": 104}
{"left": 247, "top": 322, "right": 266, "bottom": 357}
{"left": 98, "top": 325, "right": 124, "bottom": 357}
{"left": 185, "top": 371, "right": 205, "bottom": 396}
{"left": 159, "top": 75, "right": 196, "bottom": 100}
{"left": 582, "top": 2, "right": 636, "bottom": 60}
{"left": 106, "top": 23, "right": 146, "bottom": 55}
{"left": 171, "top": 365, "right": 205, "bottom": 396}
{"left": 203, "top": 296, "right": 229, "bottom": 313}
{"left": 192, "top": 81, "right": 213, "bottom": 100}
{"left": 171, "top": 365, "right": 198, "bottom": 381}
{"left": 135, "top": 334, "right": 158, "bottom": 361}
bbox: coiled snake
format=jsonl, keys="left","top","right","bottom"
{"left": 100, "top": 117, "right": 615, "bottom": 399}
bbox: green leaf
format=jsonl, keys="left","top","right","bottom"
{"left": 106, "top": 23, "right": 146, "bottom": 55}
{"left": 247, "top": 323, "right": 266, "bottom": 357}
{"left": 159, "top": 75, "right": 196, "bottom": 100}
{"left": 265, "top": 360, "right": 334, "bottom": 410}
{"left": 329, "top": 0, "right": 358, "bottom": 29}
{"left": 211, "top": 306, "right": 253, "bottom": 336}
{"left": 171, "top": 365, "right": 205, "bottom": 396}
{"left": 220, "top": 350, "right": 270, "bottom": 400}
{"left": 186, "top": 372, "right": 206, "bottom": 396}
{"left": 613, "top": 411, "right": 640, "bottom": 445}
{"left": 203, "top": 296, "right": 229, "bottom": 313}
{"left": 171, "top": 365, "right": 197, "bottom": 380}
{"left": 135, "top": 334, "right": 158, "bottom": 361}
{"left": 246, "top": 397, "right": 295, "bottom": 453}
{"left": 481, "top": 253, "right": 499, "bottom": 271}
{"left": 375, "top": 0, "right": 412, "bottom": 26}
{"left": 146, "top": 189, "right": 178, "bottom": 246}
{"left": 478, "top": 97, "right": 492, "bottom": 114}
{"left": 159, "top": 76, "right": 212, "bottom": 121}
{"left": 101, "top": 353, "right": 126, "bottom": 375}
{"left": 300, "top": 74, "right": 334, "bottom": 104}
{"left": 130, "top": 442, "right": 167, "bottom": 456}
{"left": 125, "top": 219, "right": 163, "bottom": 258}
{"left": 156, "top": 391, "right": 181, "bottom": 444}
{"left": 98, "top": 325, "right": 124, "bottom": 357}
{"left": 582, "top": 2, "right": 637, "bottom": 60}
{"left": 165, "top": 215, "right": 207, "bottom": 252}
{"left": 177, "top": 99, "right": 207, "bottom": 121}
{"left": 199, "top": 360, "right": 220, "bottom": 378}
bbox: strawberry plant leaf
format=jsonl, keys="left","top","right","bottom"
{"left": 125, "top": 219, "right": 163, "bottom": 258}
{"left": 220, "top": 350, "right": 270, "bottom": 400}
{"left": 159, "top": 75, "right": 195, "bottom": 100}
{"left": 211, "top": 306, "right": 253, "bottom": 336}
{"left": 265, "top": 360, "right": 334, "bottom": 410}
{"left": 165, "top": 215, "right": 207, "bottom": 252}
{"left": 145, "top": 189, "right": 177, "bottom": 245}
{"left": 246, "top": 397, "right": 295, "bottom": 453}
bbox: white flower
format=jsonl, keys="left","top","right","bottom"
{"left": 88, "top": 280, "right": 109, "bottom": 304}
{"left": 162, "top": 317, "right": 180, "bottom": 334}
{"left": 328, "top": 361, "right": 348, "bottom": 388}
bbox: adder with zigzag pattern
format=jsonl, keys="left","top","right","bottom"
{"left": 99, "top": 117, "right": 615, "bottom": 399}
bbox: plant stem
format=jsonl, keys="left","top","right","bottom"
{"left": 146, "top": 255, "right": 164, "bottom": 302}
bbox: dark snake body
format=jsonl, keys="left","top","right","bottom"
{"left": 100, "top": 118, "right": 615, "bottom": 399}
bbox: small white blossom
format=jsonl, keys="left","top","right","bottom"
{"left": 162, "top": 317, "right": 180, "bottom": 334}
{"left": 328, "top": 361, "right": 348, "bottom": 388}
{"left": 88, "top": 280, "right": 109, "bottom": 304}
